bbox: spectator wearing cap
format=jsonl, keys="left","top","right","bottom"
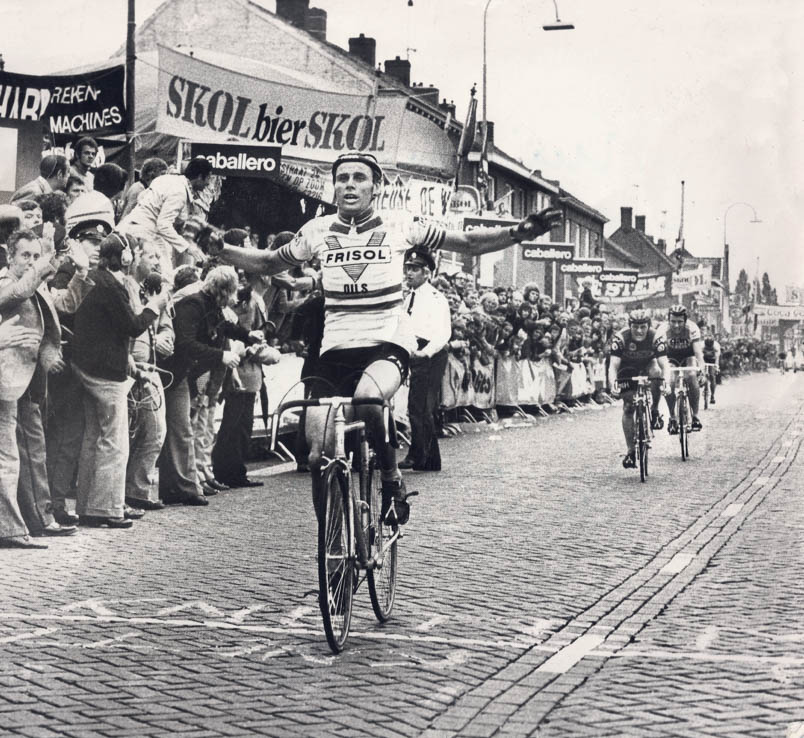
{"left": 45, "top": 202, "right": 114, "bottom": 526}
{"left": 11, "top": 155, "right": 70, "bottom": 203}
{"left": 119, "top": 158, "right": 169, "bottom": 221}
{"left": 70, "top": 137, "right": 97, "bottom": 191}
{"left": 399, "top": 246, "right": 451, "bottom": 472}
{"left": 71, "top": 232, "right": 170, "bottom": 528}
{"left": 117, "top": 157, "right": 213, "bottom": 273}
{"left": 0, "top": 230, "right": 77, "bottom": 547}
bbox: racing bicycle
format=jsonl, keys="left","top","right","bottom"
{"left": 669, "top": 366, "right": 698, "bottom": 461}
{"left": 270, "top": 396, "right": 401, "bottom": 653}
{"left": 617, "top": 374, "right": 654, "bottom": 482}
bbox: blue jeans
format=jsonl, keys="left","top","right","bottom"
{"left": 73, "top": 364, "right": 130, "bottom": 518}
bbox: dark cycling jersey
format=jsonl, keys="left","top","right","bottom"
{"left": 610, "top": 327, "right": 666, "bottom": 373}
{"left": 703, "top": 337, "right": 719, "bottom": 364}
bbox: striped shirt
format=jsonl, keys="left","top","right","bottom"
{"left": 277, "top": 209, "right": 445, "bottom": 354}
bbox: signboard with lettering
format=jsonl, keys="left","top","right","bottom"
{"left": 157, "top": 46, "right": 455, "bottom": 171}
{"left": 600, "top": 268, "right": 639, "bottom": 284}
{"left": 463, "top": 216, "right": 517, "bottom": 231}
{"left": 189, "top": 142, "right": 281, "bottom": 178}
{"left": 597, "top": 273, "right": 669, "bottom": 303}
{"left": 520, "top": 242, "right": 575, "bottom": 262}
{"left": 0, "top": 65, "right": 126, "bottom": 135}
{"left": 559, "top": 258, "right": 605, "bottom": 276}
{"left": 672, "top": 264, "right": 711, "bottom": 295}
{"left": 753, "top": 304, "right": 804, "bottom": 321}
{"left": 376, "top": 175, "right": 460, "bottom": 229}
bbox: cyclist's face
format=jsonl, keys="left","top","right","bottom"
{"left": 334, "top": 163, "right": 377, "bottom": 217}
{"left": 669, "top": 315, "right": 686, "bottom": 332}
{"left": 630, "top": 322, "right": 649, "bottom": 340}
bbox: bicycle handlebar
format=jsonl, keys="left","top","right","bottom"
{"left": 270, "top": 397, "right": 391, "bottom": 451}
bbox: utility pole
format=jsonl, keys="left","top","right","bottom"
{"left": 125, "top": 0, "right": 136, "bottom": 184}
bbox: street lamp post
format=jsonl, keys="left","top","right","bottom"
{"left": 722, "top": 202, "right": 761, "bottom": 335}
{"left": 481, "top": 0, "right": 573, "bottom": 287}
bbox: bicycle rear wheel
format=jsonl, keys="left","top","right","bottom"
{"left": 637, "top": 405, "right": 649, "bottom": 482}
{"left": 318, "top": 465, "right": 354, "bottom": 653}
{"left": 366, "top": 454, "right": 397, "bottom": 622}
{"left": 703, "top": 377, "right": 709, "bottom": 410}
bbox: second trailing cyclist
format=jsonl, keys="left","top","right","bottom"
{"left": 608, "top": 309, "right": 670, "bottom": 469}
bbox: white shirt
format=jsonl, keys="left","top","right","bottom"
{"left": 404, "top": 281, "right": 451, "bottom": 358}
{"left": 118, "top": 174, "right": 194, "bottom": 256}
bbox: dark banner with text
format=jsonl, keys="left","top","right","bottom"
{"left": 600, "top": 268, "right": 639, "bottom": 284}
{"left": 559, "top": 258, "right": 605, "bottom": 275}
{"left": 189, "top": 142, "right": 281, "bottom": 178}
{"left": 0, "top": 65, "right": 126, "bottom": 135}
{"left": 521, "top": 242, "right": 575, "bottom": 262}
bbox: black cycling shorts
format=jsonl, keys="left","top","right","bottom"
{"left": 305, "top": 342, "right": 409, "bottom": 399}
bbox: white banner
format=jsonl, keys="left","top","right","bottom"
{"left": 376, "top": 175, "right": 462, "bottom": 230}
{"left": 672, "top": 264, "right": 711, "bottom": 295}
{"left": 784, "top": 285, "right": 804, "bottom": 305}
{"left": 157, "top": 46, "right": 456, "bottom": 172}
{"left": 753, "top": 304, "right": 804, "bottom": 321}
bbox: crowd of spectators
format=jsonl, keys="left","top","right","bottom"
{"left": 0, "top": 140, "right": 777, "bottom": 549}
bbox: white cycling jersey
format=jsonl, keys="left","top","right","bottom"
{"left": 276, "top": 209, "right": 446, "bottom": 355}
{"left": 655, "top": 319, "right": 701, "bottom": 358}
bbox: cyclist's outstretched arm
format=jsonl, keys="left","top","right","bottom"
{"left": 692, "top": 340, "right": 705, "bottom": 370}
{"left": 441, "top": 207, "right": 563, "bottom": 257}
{"left": 216, "top": 245, "right": 291, "bottom": 278}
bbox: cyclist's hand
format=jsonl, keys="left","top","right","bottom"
{"left": 512, "top": 207, "right": 563, "bottom": 242}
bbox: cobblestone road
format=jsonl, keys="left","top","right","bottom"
{"left": 1, "top": 372, "right": 802, "bottom": 737}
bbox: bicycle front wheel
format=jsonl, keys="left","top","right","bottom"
{"left": 318, "top": 465, "right": 354, "bottom": 653}
{"left": 678, "top": 395, "right": 688, "bottom": 461}
{"left": 637, "top": 405, "right": 649, "bottom": 482}
{"left": 366, "top": 455, "right": 397, "bottom": 622}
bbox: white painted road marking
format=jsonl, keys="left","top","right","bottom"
{"left": 660, "top": 552, "right": 695, "bottom": 574}
{"left": 156, "top": 601, "right": 226, "bottom": 618}
{"left": 721, "top": 503, "right": 744, "bottom": 518}
{"left": 536, "top": 633, "right": 605, "bottom": 673}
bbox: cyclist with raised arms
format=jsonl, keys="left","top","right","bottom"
{"left": 608, "top": 309, "right": 670, "bottom": 469}
{"left": 658, "top": 304, "right": 705, "bottom": 433}
{"left": 702, "top": 328, "right": 721, "bottom": 405}
{"left": 210, "top": 151, "right": 562, "bottom": 525}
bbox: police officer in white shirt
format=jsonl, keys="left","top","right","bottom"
{"left": 399, "top": 245, "right": 451, "bottom": 471}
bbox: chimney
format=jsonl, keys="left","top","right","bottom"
{"left": 635, "top": 215, "right": 646, "bottom": 233}
{"left": 275, "top": 0, "right": 309, "bottom": 28}
{"left": 384, "top": 56, "right": 411, "bottom": 87}
{"left": 439, "top": 98, "right": 456, "bottom": 119}
{"left": 348, "top": 33, "right": 376, "bottom": 68}
{"left": 620, "top": 206, "right": 633, "bottom": 230}
{"left": 306, "top": 7, "right": 327, "bottom": 42}
{"left": 411, "top": 84, "right": 439, "bottom": 106}
{"left": 658, "top": 238, "right": 666, "bottom": 253}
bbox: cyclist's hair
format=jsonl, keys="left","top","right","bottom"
{"left": 668, "top": 304, "right": 687, "bottom": 318}
{"left": 628, "top": 308, "right": 651, "bottom": 325}
{"left": 331, "top": 152, "right": 383, "bottom": 184}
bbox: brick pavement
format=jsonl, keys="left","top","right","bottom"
{"left": 0, "top": 372, "right": 802, "bottom": 736}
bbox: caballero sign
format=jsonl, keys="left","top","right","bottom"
{"left": 0, "top": 65, "right": 126, "bottom": 135}
{"left": 600, "top": 268, "right": 639, "bottom": 284}
{"left": 521, "top": 242, "right": 575, "bottom": 262}
{"left": 559, "top": 258, "right": 605, "bottom": 275}
{"left": 189, "top": 142, "right": 281, "bottom": 178}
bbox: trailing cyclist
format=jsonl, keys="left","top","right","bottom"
{"left": 209, "top": 151, "right": 562, "bottom": 526}
{"left": 658, "top": 304, "right": 705, "bottom": 434}
{"left": 702, "top": 329, "right": 721, "bottom": 404}
{"left": 608, "top": 309, "right": 670, "bottom": 469}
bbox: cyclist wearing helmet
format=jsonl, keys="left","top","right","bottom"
{"left": 702, "top": 329, "right": 721, "bottom": 404}
{"left": 211, "top": 151, "right": 562, "bottom": 524}
{"left": 657, "top": 304, "right": 705, "bottom": 433}
{"left": 608, "top": 309, "right": 670, "bottom": 469}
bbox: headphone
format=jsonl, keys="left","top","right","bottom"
{"left": 111, "top": 232, "right": 134, "bottom": 267}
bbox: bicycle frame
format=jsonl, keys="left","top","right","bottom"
{"left": 270, "top": 396, "right": 400, "bottom": 572}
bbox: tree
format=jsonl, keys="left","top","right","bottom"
{"left": 761, "top": 272, "right": 777, "bottom": 305}
{"left": 734, "top": 269, "right": 750, "bottom": 300}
